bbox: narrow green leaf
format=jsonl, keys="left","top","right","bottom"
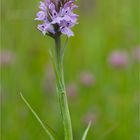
{"left": 49, "top": 49, "right": 63, "bottom": 90}
{"left": 82, "top": 121, "right": 92, "bottom": 140}
{"left": 49, "top": 49, "right": 59, "bottom": 80}
{"left": 20, "top": 93, "right": 56, "bottom": 140}
{"left": 61, "top": 37, "right": 69, "bottom": 59}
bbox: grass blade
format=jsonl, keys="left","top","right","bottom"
{"left": 82, "top": 121, "right": 92, "bottom": 140}
{"left": 20, "top": 93, "right": 55, "bottom": 140}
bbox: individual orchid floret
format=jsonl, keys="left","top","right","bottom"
{"left": 35, "top": 0, "right": 78, "bottom": 37}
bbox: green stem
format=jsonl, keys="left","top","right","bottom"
{"left": 54, "top": 35, "right": 73, "bottom": 140}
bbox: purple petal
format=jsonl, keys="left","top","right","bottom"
{"left": 61, "top": 27, "right": 74, "bottom": 37}
{"left": 71, "top": 5, "right": 78, "bottom": 10}
{"left": 60, "top": 20, "right": 74, "bottom": 28}
{"left": 39, "top": 2, "right": 46, "bottom": 11}
{"left": 38, "top": 23, "right": 55, "bottom": 35}
{"left": 45, "top": 24, "right": 55, "bottom": 34}
{"left": 64, "top": 0, "right": 75, "bottom": 8}
{"left": 37, "top": 24, "right": 47, "bottom": 35}
{"left": 51, "top": 17, "right": 62, "bottom": 24}
{"left": 45, "top": 0, "right": 51, "bottom": 5}
{"left": 35, "top": 11, "right": 46, "bottom": 20}
{"left": 49, "top": 3, "right": 55, "bottom": 11}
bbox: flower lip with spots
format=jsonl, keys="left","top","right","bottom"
{"left": 35, "top": 0, "right": 78, "bottom": 37}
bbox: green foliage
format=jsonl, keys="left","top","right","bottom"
{"left": 81, "top": 121, "right": 91, "bottom": 140}
{"left": 20, "top": 93, "right": 56, "bottom": 140}
{"left": 1, "top": 0, "right": 139, "bottom": 140}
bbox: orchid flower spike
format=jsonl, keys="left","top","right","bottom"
{"left": 35, "top": 0, "right": 78, "bottom": 38}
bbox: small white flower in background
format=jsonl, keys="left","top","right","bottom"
{"left": 66, "top": 82, "right": 78, "bottom": 98}
{"left": 132, "top": 46, "right": 140, "bottom": 62}
{"left": 82, "top": 112, "right": 97, "bottom": 125}
{"left": 79, "top": 71, "right": 96, "bottom": 87}
{"left": 108, "top": 50, "right": 129, "bottom": 69}
{"left": 0, "top": 50, "right": 15, "bottom": 66}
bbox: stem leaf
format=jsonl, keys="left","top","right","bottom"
{"left": 82, "top": 121, "right": 92, "bottom": 140}
{"left": 61, "top": 37, "right": 69, "bottom": 59}
{"left": 19, "top": 92, "right": 56, "bottom": 140}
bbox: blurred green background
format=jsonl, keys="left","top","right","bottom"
{"left": 1, "top": 0, "right": 139, "bottom": 140}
